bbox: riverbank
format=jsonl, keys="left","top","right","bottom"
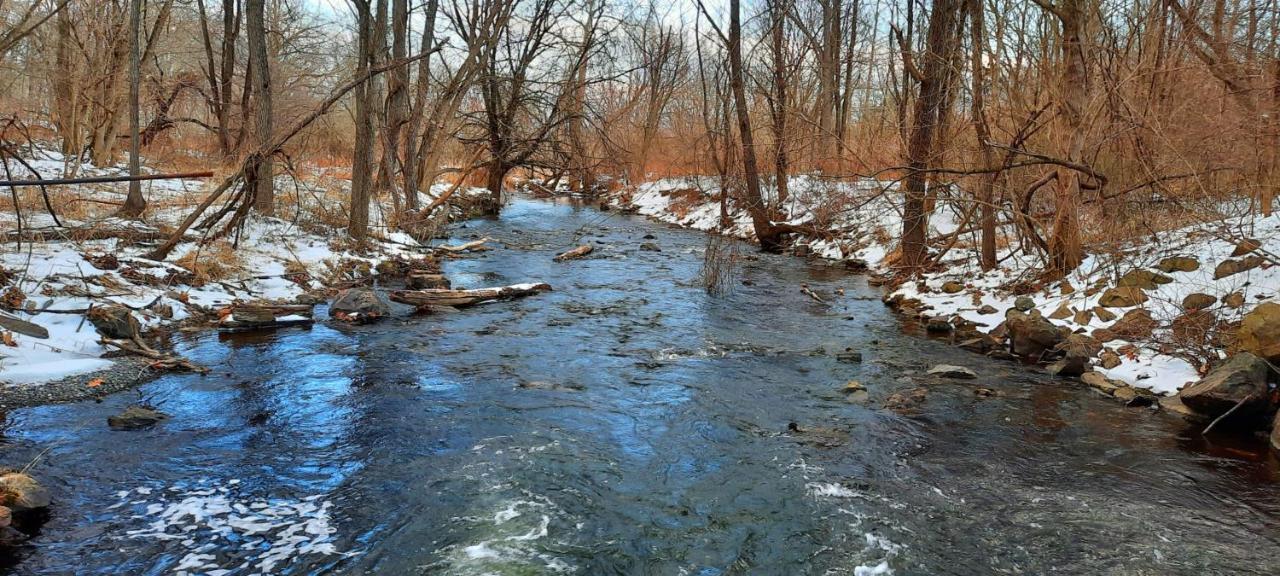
{"left": 606, "top": 177, "right": 1278, "bottom": 406}
{"left": 0, "top": 149, "right": 491, "bottom": 402}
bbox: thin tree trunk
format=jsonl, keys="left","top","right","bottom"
{"left": 728, "top": 0, "right": 782, "bottom": 251}
{"left": 118, "top": 0, "right": 146, "bottom": 218}
{"left": 969, "top": 0, "right": 997, "bottom": 269}
{"left": 247, "top": 0, "right": 273, "bottom": 214}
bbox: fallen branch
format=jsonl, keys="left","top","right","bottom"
{"left": 0, "top": 312, "right": 48, "bottom": 338}
{"left": 388, "top": 282, "right": 552, "bottom": 309}
{"left": 100, "top": 336, "right": 207, "bottom": 373}
{"left": 1201, "top": 393, "right": 1254, "bottom": 436}
{"left": 553, "top": 245, "right": 593, "bottom": 262}
{"left": 436, "top": 237, "right": 491, "bottom": 253}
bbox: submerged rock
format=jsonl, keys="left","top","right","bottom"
{"left": 639, "top": 242, "right": 662, "bottom": 252}
{"left": 108, "top": 405, "right": 169, "bottom": 430}
{"left": 836, "top": 349, "right": 863, "bottom": 363}
{"left": 1179, "top": 353, "right": 1272, "bottom": 421}
{"left": 927, "top": 364, "right": 977, "bottom": 379}
{"left": 884, "top": 387, "right": 929, "bottom": 413}
{"left": 1080, "top": 371, "right": 1121, "bottom": 395}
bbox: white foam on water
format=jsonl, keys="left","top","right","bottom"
{"left": 118, "top": 482, "right": 347, "bottom": 575}
{"left": 445, "top": 497, "right": 575, "bottom": 574}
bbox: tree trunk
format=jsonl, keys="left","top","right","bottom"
{"left": 969, "top": 0, "right": 997, "bottom": 270}
{"left": 769, "top": 0, "right": 789, "bottom": 206}
{"left": 402, "top": 0, "right": 438, "bottom": 210}
{"left": 118, "top": 0, "right": 146, "bottom": 218}
{"left": 1047, "top": 0, "right": 1088, "bottom": 274}
{"left": 728, "top": 0, "right": 782, "bottom": 251}
{"left": 349, "top": 0, "right": 377, "bottom": 240}
{"left": 900, "top": 0, "right": 963, "bottom": 271}
{"left": 246, "top": 0, "right": 273, "bottom": 215}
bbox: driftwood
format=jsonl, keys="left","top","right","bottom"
{"left": 0, "top": 313, "right": 48, "bottom": 339}
{"left": 553, "top": 245, "right": 593, "bottom": 262}
{"left": 800, "top": 284, "right": 826, "bottom": 303}
{"left": 218, "top": 317, "right": 314, "bottom": 333}
{"left": 217, "top": 303, "right": 315, "bottom": 332}
{"left": 389, "top": 283, "right": 551, "bottom": 309}
{"left": 100, "top": 337, "right": 207, "bottom": 373}
{"left": 407, "top": 273, "right": 450, "bottom": 289}
{"left": 436, "top": 238, "right": 490, "bottom": 253}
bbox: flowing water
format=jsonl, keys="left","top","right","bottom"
{"left": 1, "top": 197, "right": 1278, "bottom": 575}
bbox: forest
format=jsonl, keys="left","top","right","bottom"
{"left": 0, "top": 0, "right": 1278, "bottom": 574}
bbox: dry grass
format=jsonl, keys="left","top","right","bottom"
{"left": 174, "top": 240, "right": 242, "bottom": 286}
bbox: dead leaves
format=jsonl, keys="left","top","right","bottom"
{"left": 1, "top": 331, "right": 15, "bottom": 347}
{"left": 87, "top": 378, "right": 103, "bottom": 388}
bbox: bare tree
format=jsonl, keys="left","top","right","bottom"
{"left": 247, "top": 0, "right": 274, "bottom": 214}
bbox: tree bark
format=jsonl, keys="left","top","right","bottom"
{"left": 246, "top": 0, "right": 273, "bottom": 215}
{"left": 727, "top": 0, "right": 783, "bottom": 251}
{"left": 118, "top": 0, "right": 146, "bottom": 218}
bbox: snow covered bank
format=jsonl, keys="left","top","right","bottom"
{"left": 0, "top": 149, "right": 489, "bottom": 390}
{"left": 609, "top": 176, "right": 1279, "bottom": 398}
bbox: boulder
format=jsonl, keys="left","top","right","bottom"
{"left": 1230, "top": 238, "right": 1262, "bottom": 257}
{"left": 1213, "top": 256, "right": 1264, "bottom": 280}
{"left": 1236, "top": 302, "right": 1280, "bottom": 362}
{"left": 295, "top": 290, "right": 327, "bottom": 305}
{"left": 1099, "top": 349, "right": 1122, "bottom": 369}
{"left": 108, "top": 405, "right": 169, "bottom": 430}
{"left": 1057, "top": 333, "right": 1103, "bottom": 358}
{"left": 927, "top": 365, "right": 977, "bottom": 379}
{"left": 1117, "top": 269, "right": 1173, "bottom": 290}
{"left": 925, "top": 317, "right": 953, "bottom": 333}
{"left": 1223, "top": 291, "right": 1246, "bottom": 309}
{"left": 1049, "top": 305, "right": 1072, "bottom": 320}
{"left": 1182, "top": 293, "right": 1217, "bottom": 311}
{"left": 1047, "top": 357, "right": 1089, "bottom": 377}
{"left": 639, "top": 242, "right": 662, "bottom": 252}
{"left": 1080, "top": 371, "right": 1121, "bottom": 395}
{"left": 941, "top": 281, "right": 964, "bottom": 294}
{"left": 87, "top": 305, "right": 141, "bottom": 340}
{"left": 1155, "top": 256, "right": 1200, "bottom": 273}
{"left": 1013, "top": 296, "right": 1036, "bottom": 312}
{"left": 0, "top": 472, "right": 50, "bottom": 512}
{"left": 330, "top": 288, "right": 390, "bottom": 323}
{"left": 977, "top": 304, "right": 998, "bottom": 315}
{"left": 1099, "top": 286, "right": 1148, "bottom": 308}
{"left": 1006, "top": 310, "right": 1064, "bottom": 357}
{"left": 1179, "top": 352, "right": 1272, "bottom": 420}
{"left": 1073, "top": 309, "right": 1093, "bottom": 325}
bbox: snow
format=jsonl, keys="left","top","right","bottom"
{"left": 0, "top": 149, "right": 472, "bottom": 387}
{"left": 610, "top": 175, "right": 1280, "bottom": 396}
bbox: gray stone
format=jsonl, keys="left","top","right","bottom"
{"left": 108, "top": 405, "right": 169, "bottom": 430}
{"left": 330, "top": 288, "right": 390, "bottom": 323}
{"left": 1179, "top": 352, "right": 1272, "bottom": 421}
{"left": 927, "top": 364, "right": 977, "bottom": 379}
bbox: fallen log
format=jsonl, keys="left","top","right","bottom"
{"left": 218, "top": 316, "right": 315, "bottom": 333}
{"left": 100, "top": 337, "right": 207, "bottom": 373}
{"left": 436, "top": 238, "right": 491, "bottom": 253}
{"left": 389, "top": 282, "right": 552, "bottom": 309}
{"left": 553, "top": 245, "right": 593, "bottom": 262}
{"left": 0, "top": 313, "right": 48, "bottom": 339}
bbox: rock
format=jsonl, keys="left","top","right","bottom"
{"left": 1049, "top": 305, "right": 1072, "bottom": 320}
{"left": 87, "top": 305, "right": 141, "bottom": 340}
{"left": 295, "top": 290, "right": 327, "bottom": 305}
{"left": 1014, "top": 296, "right": 1035, "bottom": 312}
{"left": 958, "top": 334, "right": 999, "bottom": 353}
{"left": 0, "top": 505, "right": 8, "bottom": 529}
{"left": 1006, "top": 310, "right": 1064, "bottom": 357}
{"left": 642, "top": 233, "right": 656, "bottom": 240}
{"left": 841, "top": 380, "right": 865, "bottom": 393}
{"left": 0, "top": 472, "right": 51, "bottom": 512}
{"left": 107, "top": 405, "right": 169, "bottom": 430}
{"left": 1057, "top": 333, "right": 1102, "bottom": 357}
{"left": 1117, "top": 269, "right": 1173, "bottom": 290}
{"left": 1110, "top": 309, "right": 1157, "bottom": 340}
{"left": 1182, "top": 293, "right": 1217, "bottom": 311}
{"left": 1179, "top": 353, "right": 1272, "bottom": 420}
{"left": 1236, "top": 302, "right": 1280, "bottom": 362}
{"left": 1099, "top": 349, "right": 1122, "bottom": 369}
{"left": 941, "top": 281, "right": 964, "bottom": 294}
{"left": 1047, "top": 357, "right": 1088, "bottom": 377}
{"left": 1113, "top": 386, "right": 1139, "bottom": 403}
{"left": 1155, "top": 256, "right": 1200, "bottom": 273}
{"left": 330, "top": 288, "right": 390, "bottom": 323}
{"left": 639, "top": 242, "right": 662, "bottom": 252}
{"left": 1158, "top": 395, "right": 1202, "bottom": 421}
{"left": 1092, "top": 328, "right": 1117, "bottom": 342}
{"left": 925, "top": 317, "right": 953, "bottom": 333}
{"left": 1081, "top": 371, "right": 1120, "bottom": 395}
{"left": 1125, "top": 394, "right": 1156, "bottom": 408}
{"left": 1230, "top": 238, "right": 1262, "bottom": 257}
{"left": 1060, "top": 281, "right": 1075, "bottom": 295}
{"left": 1223, "top": 291, "right": 1246, "bottom": 309}
{"left": 1073, "top": 309, "right": 1093, "bottom": 325}
{"left": 927, "top": 364, "right": 977, "bottom": 379}
{"left": 973, "top": 387, "right": 997, "bottom": 397}
{"left": 231, "top": 307, "right": 275, "bottom": 324}
{"left": 1098, "top": 286, "right": 1148, "bottom": 308}
{"left": 1093, "top": 306, "right": 1117, "bottom": 322}
{"left": 1213, "top": 256, "right": 1264, "bottom": 280}
{"left": 407, "top": 274, "right": 451, "bottom": 289}
{"left": 884, "top": 387, "right": 929, "bottom": 413}
{"left": 977, "top": 304, "right": 998, "bottom": 315}
{"left": 836, "top": 350, "right": 863, "bottom": 363}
